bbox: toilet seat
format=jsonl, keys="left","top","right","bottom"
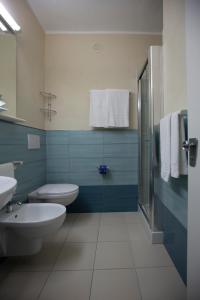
{"left": 36, "top": 184, "right": 79, "bottom": 199}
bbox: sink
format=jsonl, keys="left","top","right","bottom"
{"left": 0, "top": 176, "right": 17, "bottom": 210}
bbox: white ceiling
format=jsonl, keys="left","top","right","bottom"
{"left": 27, "top": 0, "right": 163, "bottom": 33}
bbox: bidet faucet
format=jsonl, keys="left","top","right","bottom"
{"left": 6, "top": 201, "right": 22, "bottom": 213}
{"left": 6, "top": 203, "right": 13, "bottom": 213}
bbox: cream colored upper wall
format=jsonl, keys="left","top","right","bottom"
{"left": 1, "top": 0, "right": 45, "bottom": 129}
{"left": 45, "top": 34, "right": 161, "bottom": 130}
{"left": 163, "top": 0, "right": 187, "bottom": 115}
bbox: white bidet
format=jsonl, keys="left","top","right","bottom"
{"left": 0, "top": 203, "right": 66, "bottom": 256}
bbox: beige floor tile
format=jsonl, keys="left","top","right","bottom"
{"left": 98, "top": 223, "right": 129, "bottom": 241}
{"left": 73, "top": 213, "right": 101, "bottom": 226}
{"left": 4, "top": 242, "right": 62, "bottom": 272}
{"left": 137, "top": 267, "right": 186, "bottom": 300}
{"left": 101, "top": 212, "right": 142, "bottom": 225}
{"left": 127, "top": 223, "right": 149, "bottom": 242}
{"left": 94, "top": 242, "right": 134, "bottom": 269}
{"left": 54, "top": 242, "right": 96, "bottom": 270}
{"left": 100, "top": 213, "right": 127, "bottom": 225}
{"left": 67, "top": 224, "right": 99, "bottom": 242}
{"left": 123, "top": 212, "right": 143, "bottom": 224}
{"left": 130, "top": 239, "right": 173, "bottom": 268}
{"left": 39, "top": 270, "right": 92, "bottom": 300}
{"left": 0, "top": 271, "right": 49, "bottom": 300}
{"left": 90, "top": 269, "right": 141, "bottom": 300}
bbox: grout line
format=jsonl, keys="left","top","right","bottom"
{"left": 89, "top": 214, "right": 101, "bottom": 300}
{"left": 134, "top": 268, "right": 143, "bottom": 300}
{"left": 135, "top": 265, "right": 177, "bottom": 270}
{"left": 37, "top": 215, "right": 76, "bottom": 300}
{"left": 52, "top": 267, "right": 136, "bottom": 272}
{"left": 36, "top": 271, "right": 52, "bottom": 300}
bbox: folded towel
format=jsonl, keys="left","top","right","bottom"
{"left": 160, "top": 114, "right": 171, "bottom": 182}
{"left": 89, "top": 90, "right": 108, "bottom": 127}
{"left": 171, "top": 112, "right": 180, "bottom": 178}
{"left": 106, "top": 89, "right": 129, "bottom": 128}
{"left": 0, "top": 162, "right": 14, "bottom": 178}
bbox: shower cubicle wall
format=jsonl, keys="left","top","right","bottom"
{"left": 138, "top": 46, "right": 163, "bottom": 241}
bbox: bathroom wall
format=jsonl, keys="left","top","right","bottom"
{"left": 163, "top": 0, "right": 187, "bottom": 115}
{"left": 46, "top": 130, "right": 138, "bottom": 212}
{"left": 0, "top": 120, "right": 46, "bottom": 202}
{"left": 45, "top": 33, "right": 161, "bottom": 130}
{"left": 157, "top": 0, "right": 188, "bottom": 284}
{"left": 44, "top": 33, "right": 161, "bottom": 212}
{"left": 1, "top": 0, "right": 45, "bottom": 129}
{"left": 155, "top": 171, "right": 187, "bottom": 284}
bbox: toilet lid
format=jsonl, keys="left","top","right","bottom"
{"left": 37, "top": 184, "right": 79, "bottom": 197}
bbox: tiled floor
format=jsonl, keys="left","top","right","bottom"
{"left": 0, "top": 212, "right": 186, "bottom": 300}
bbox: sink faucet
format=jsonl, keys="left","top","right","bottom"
{"left": 6, "top": 201, "right": 22, "bottom": 213}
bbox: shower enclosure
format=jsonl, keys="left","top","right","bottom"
{"left": 138, "top": 46, "right": 163, "bottom": 241}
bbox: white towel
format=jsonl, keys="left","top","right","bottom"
{"left": 179, "top": 114, "right": 188, "bottom": 175}
{"left": 89, "top": 90, "right": 108, "bottom": 127}
{"left": 106, "top": 89, "right": 129, "bottom": 128}
{"left": 0, "top": 162, "right": 15, "bottom": 178}
{"left": 160, "top": 114, "right": 171, "bottom": 182}
{"left": 171, "top": 111, "right": 188, "bottom": 177}
{"left": 171, "top": 112, "right": 180, "bottom": 178}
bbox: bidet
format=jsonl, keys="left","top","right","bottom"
{"left": 0, "top": 176, "right": 66, "bottom": 256}
{"left": 0, "top": 203, "right": 66, "bottom": 256}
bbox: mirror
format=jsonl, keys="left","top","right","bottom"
{"left": 0, "top": 32, "right": 16, "bottom": 117}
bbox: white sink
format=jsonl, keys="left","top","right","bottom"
{"left": 0, "top": 176, "right": 17, "bottom": 210}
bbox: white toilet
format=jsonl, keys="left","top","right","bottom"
{"left": 0, "top": 176, "right": 66, "bottom": 256}
{"left": 28, "top": 184, "right": 79, "bottom": 206}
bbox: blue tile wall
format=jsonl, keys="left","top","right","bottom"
{"left": 68, "top": 185, "right": 138, "bottom": 213}
{"left": 46, "top": 130, "right": 138, "bottom": 187}
{"left": 155, "top": 197, "right": 187, "bottom": 284}
{"left": 154, "top": 126, "right": 188, "bottom": 284}
{"left": 46, "top": 129, "right": 138, "bottom": 212}
{"left": 0, "top": 124, "right": 138, "bottom": 212}
{"left": 0, "top": 120, "right": 46, "bottom": 202}
{"left": 155, "top": 176, "right": 188, "bottom": 284}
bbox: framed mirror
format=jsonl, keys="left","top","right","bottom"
{"left": 0, "top": 29, "right": 16, "bottom": 117}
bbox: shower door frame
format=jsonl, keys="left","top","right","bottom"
{"left": 137, "top": 46, "right": 163, "bottom": 231}
{"left": 138, "top": 59, "right": 154, "bottom": 228}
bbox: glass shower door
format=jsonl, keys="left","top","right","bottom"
{"left": 138, "top": 63, "right": 152, "bottom": 221}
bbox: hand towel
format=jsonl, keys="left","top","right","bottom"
{"left": 171, "top": 111, "right": 188, "bottom": 178}
{"left": 179, "top": 114, "right": 188, "bottom": 175}
{"left": 106, "top": 89, "right": 129, "bottom": 127}
{"left": 171, "top": 111, "right": 180, "bottom": 178}
{"left": 89, "top": 90, "right": 108, "bottom": 127}
{"left": 160, "top": 114, "right": 171, "bottom": 182}
{"left": 0, "top": 162, "right": 14, "bottom": 178}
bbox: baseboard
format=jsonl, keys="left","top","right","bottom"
{"left": 139, "top": 206, "right": 164, "bottom": 244}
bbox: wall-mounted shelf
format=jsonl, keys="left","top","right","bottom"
{"left": 0, "top": 114, "right": 26, "bottom": 123}
{"left": 40, "top": 91, "right": 56, "bottom": 99}
{"left": 40, "top": 91, "right": 57, "bottom": 122}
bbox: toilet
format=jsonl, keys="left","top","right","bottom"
{"left": 28, "top": 184, "right": 79, "bottom": 206}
